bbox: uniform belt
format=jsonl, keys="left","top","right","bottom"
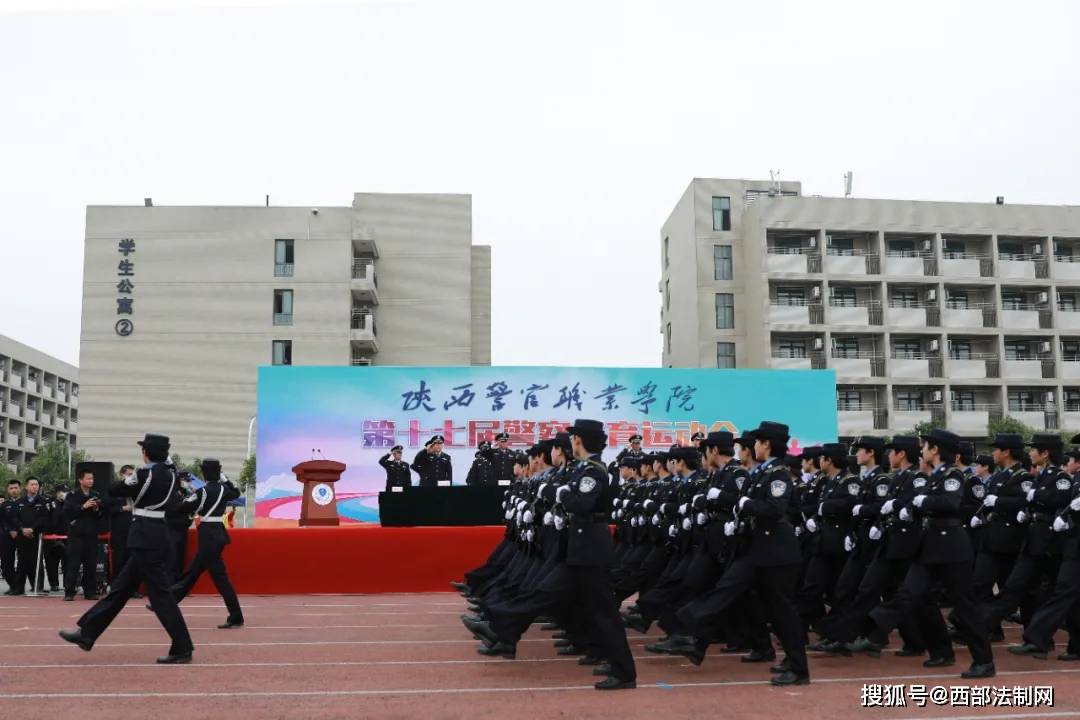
{"left": 133, "top": 509, "right": 165, "bottom": 519}
{"left": 925, "top": 517, "right": 962, "bottom": 528}
{"left": 200, "top": 517, "right": 225, "bottom": 523}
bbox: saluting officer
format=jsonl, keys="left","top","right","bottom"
{"left": 60, "top": 433, "right": 195, "bottom": 664}
{"left": 378, "top": 445, "right": 412, "bottom": 491}
{"left": 411, "top": 435, "right": 453, "bottom": 487}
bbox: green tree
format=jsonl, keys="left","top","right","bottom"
{"left": 987, "top": 416, "right": 1037, "bottom": 443}
{"left": 18, "top": 440, "right": 88, "bottom": 495}
{"left": 237, "top": 454, "right": 255, "bottom": 490}
{"left": 168, "top": 454, "right": 203, "bottom": 479}
{"left": 0, "top": 462, "right": 17, "bottom": 485}
{"left": 912, "top": 417, "right": 945, "bottom": 437}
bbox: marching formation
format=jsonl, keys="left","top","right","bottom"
{"left": 454, "top": 420, "right": 1080, "bottom": 689}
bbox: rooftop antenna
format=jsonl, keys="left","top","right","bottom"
{"left": 843, "top": 171, "right": 854, "bottom": 198}
{"left": 768, "top": 169, "right": 781, "bottom": 197}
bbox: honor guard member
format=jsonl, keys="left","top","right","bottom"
{"left": 379, "top": 446, "right": 413, "bottom": 491}
{"left": 466, "top": 441, "right": 495, "bottom": 486}
{"left": 860, "top": 429, "right": 996, "bottom": 679}
{"left": 1, "top": 479, "right": 21, "bottom": 593}
{"left": 11, "top": 477, "right": 50, "bottom": 595}
{"left": 489, "top": 433, "right": 517, "bottom": 484}
{"left": 62, "top": 469, "right": 104, "bottom": 601}
{"left": 60, "top": 433, "right": 195, "bottom": 664}
{"left": 165, "top": 459, "right": 244, "bottom": 629}
{"left": 412, "top": 435, "right": 453, "bottom": 487}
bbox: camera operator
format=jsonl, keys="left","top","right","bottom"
{"left": 63, "top": 470, "right": 104, "bottom": 601}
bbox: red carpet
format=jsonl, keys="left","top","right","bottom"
{"left": 186, "top": 526, "right": 504, "bottom": 594}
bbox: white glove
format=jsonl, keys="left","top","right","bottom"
{"left": 616, "top": 509, "right": 624, "bottom": 519}
{"left": 556, "top": 485, "right": 570, "bottom": 503}
{"left": 852, "top": 504, "right": 862, "bottom": 518}
{"left": 696, "top": 512, "right": 707, "bottom": 526}
{"left": 612, "top": 499, "right": 622, "bottom": 508}
{"left": 693, "top": 494, "right": 704, "bottom": 504}
{"left": 522, "top": 510, "right": 534, "bottom": 524}
{"left": 912, "top": 495, "right": 927, "bottom": 508}
{"left": 679, "top": 503, "right": 689, "bottom": 515}
{"left": 844, "top": 536, "right": 856, "bottom": 552}
{"left": 707, "top": 487, "right": 721, "bottom": 501}
{"left": 517, "top": 500, "right": 528, "bottom": 511}
{"left": 1017, "top": 510, "right": 1028, "bottom": 523}
{"left": 970, "top": 516, "right": 983, "bottom": 528}
{"left": 899, "top": 507, "right": 912, "bottom": 522}
{"left": 526, "top": 529, "right": 534, "bottom": 542}
{"left": 644, "top": 499, "right": 655, "bottom": 511}
{"left": 651, "top": 514, "right": 660, "bottom": 526}
{"left": 682, "top": 518, "right": 692, "bottom": 530}
{"left": 668, "top": 525, "right": 678, "bottom": 538}
{"left": 611, "top": 511, "right": 618, "bottom": 521}
{"left": 505, "top": 508, "right": 514, "bottom": 520}
{"left": 818, "top": 503, "right": 824, "bottom": 516}
{"left": 869, "top": 526, "right": 882, "bottom": 541}
{"left": 543, "top": 511, "right": 554, "bottom": 526}
{"left": 554, "top": 515, "right": 566, "bottom": 531}
{"left": 1071, "top": 496, "right": 1080, "bottom": 512}
{"left": 738, "top": 496, "right": 751, "bottom": 511}
{"left": 805, "top": 518, "right": 818, "bottom": 533}
{"left": 515, "top": 511, "right": 522, "bottom": 524}
{"left": 984, "top": 495, "right": 997, "bottom": 508}
{"left": 723, "top": 521, "right": 736, "bottom": 536}
{"left": 1027, "top": 489, "right": 1037, "bottom": 502}
{"left": 1053, "top": 516, "right": 1068, "bottom": 533}
{"left": 794, "top": 525, "right": 803, "bottom": 537}
{"left": 881, "top": 499, "right": 895, "bottom": 515}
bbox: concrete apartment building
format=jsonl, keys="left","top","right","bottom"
{"left": 80, "top": 193, "right": 491, "bottom": 471}
{"left": 0, "top": 334, "right": 79, "bottom": 471}
{"left": 660, "top": 177, "right": 1080, "bottom": 440}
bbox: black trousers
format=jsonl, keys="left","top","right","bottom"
{"left": 44, "top": 540, "right": 65, "bottom": 589}
{"left": 983, "top": 553, "right": 1062, "bottom": 629}
{"left": 819, "top": 554, "right": 924, "bottom": 649}
{"left": 78, "top": 546, "right": 194, "bottom": 655}
{"left": 568, "top": 564, "right": 636, "bottom": 682}
{"left": 12, "top": 534, "right": 44, "bottom": 592}
{"left": 678, "top": 557, "right": 809, "bottom": 678}
{"left": 110, "top": 529, "right": 130, "bottom": 582}
{"left": 167, "top": 525, "right": 188, "bottom": 585}
{"left": 64, "top": 535, "right": 98, "bottom": 597}
{"left": 1023, "top": 555, "right": 1080, "bottom": 653}
{"left": 869, "top": 560, "right": 992, "bottom": 665}
{"left": 797, "top": 551, "right": 847, "bottom": 630}
{"left": 1, "top": 533, "right": 17, "bottom": 587}
{"left": 171, "top": 541, "right": 243, "bottom": 623}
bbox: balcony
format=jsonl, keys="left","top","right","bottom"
{"left": 22, "top": 436, "right": 36, "bottom": 451}
{"left": 825, "top": 248, "right": 878, "bottom": 275}
{"left": 942, "top": 302, "right": 996, "bottom": 329}
{"left": 41, "top": 385, "right": 54, "bottom": 399}
{"left": 1006, "top": 404, "right": 1058, "bottom": 431}
{"left": 947, "top": 353, "right": 1000, "bottom": 379}
{"left": 8, "top": 405, "right": 21, "bottom": 418}
{"left": 1058, "top": 307, "right": 1080, "bottom": 331}
{"left": 1062, "top": 360, "right": 1080, "bottom": 380}
{"left": 950, "top": 403, "right": 1000, "bottom": 435}
{"left": 70, "top": 392, "right": 78, "bottom": 409}
{"left": 351, "top": 258, "right": 379, "bottom": 304}
{"left": 886, "top": 302, "right": 936, "bottom": 328}
{"left": 941, "top": 252, "right": 993, "bottom": 279}
{"left": 890, "top": 352, "right": 943, "bottom": 379}
{"left": 350, "top": 311, "right": 379, "bottom": 352}
{"left": 1004, "top": 357, "right": 1052, "bottom": 379}
{"left": 892, "top": 406, "right": 933, "bottom": 429}
{"left": 837, "top": 405, "right": 887, "bottom": 434}
{"left": 831, "top": 351, "right": 885, "bottom": 378}
{"left": 274, "top": 263, "right": 294, "bottom": 277}
{"left": 352, "top": 226, "right": 380, "bottom": 258}
{"left": 828, "top": 301, "right": 875, "bottom": 326}
{"left": 1055, "top": 254, "right": 1080, "bottom": 280}
{"left": 997, "top": 254, "right": 1038, "bottom": 280}
{"left": 883, "top": 250, "right": 932, "bottom": 277}
{"left": 768, "top": 300, "right": 822, "bottom": 325}
{"left": 69, "top": 420, "right": 78, "bottom": 435}
{"left": 766, "top": 248, "right": 813, "bottom": 274}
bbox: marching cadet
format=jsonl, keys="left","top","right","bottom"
{"left": 833, "top": 437, "right": 889, "bottom": 614}
{"left": 165, "top": 469, "right": 196, "bottom": 585}
{"left": 11, "top": 477, "right": 50, "bottom": 595}
{"left": 1, "top": 479, "right": 21, "bottom": 594}
{"left": 858, "top": 429, "right": 995, "bottom": 679}
{"left": 60, "top": 433, "right": 195, "bottom": 664}
{"left": 465, "top": 441, "right": 494, "bottom": 486}
{"left": 62, "top": 469, "right": 103, "bottom": 601}
{"left": 412, "top": 435, "right": 453, "bottom": 487}
{"left": 489, "top": 432, "right": 517, "bottom": 484}
{"left": 379, "top": 445, "right": 413, "bottom": 491}
{"left": 165, "top": 459, "right": 244, "bottom": 629}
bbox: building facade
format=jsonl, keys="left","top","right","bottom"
{"left": 80, "top": 193, "right": 491, "bottom": 472}
{"left": 661, "top": 178, "right": 1080, "bottom": 440}
{"left": 0, "top": 334, "right": 79, "bottom": 471}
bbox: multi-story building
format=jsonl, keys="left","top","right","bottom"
{"left": 660, "top": 177, "right": 1080, "bottom": 440}
{"left": 79, "top": 192, "right": 491, "bottom": 471}
{"left": 0, "top": 334, "right": 79, "bottom": 471}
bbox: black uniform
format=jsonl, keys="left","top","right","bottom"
{"left": 411, "top": 449, "right": 453, "bottom": 487}
{"left": 465, "top": 452, "right": 494, "bottom": 486}
{"left": 76, "top": 462, "right": 194, "bottom": 657}
{"left": 1021, "top": 477, "right": 1080, "bottom": 655}
{"left": 379, "top": 454, "right": 413, "bottom": 491}
{"left": 970, "top": 463, "right": 1029, "bottom": 634}
{"left": 165, "top": 493, "right": 195, "bottom": 585}
{"left": 489, "top": 447, "right": 517, "bottom": 483}
{"left": 63, "top": 488, "right": 104, "bottom": 598}
{"left": 44, "top": 496, "right": 66, "bottom": 591}
{"left": 11, "top": 491, "right": 50, "bottom": 594}
{"left": 0, "top": 496, "right": 19, "bottom": 590}
{"left": 108, "top": 497, "right": 134, "bottom": 583}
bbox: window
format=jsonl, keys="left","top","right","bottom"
{"left": 1004, "top": 341, "right": 1032, "bottom": 361}
{"left": 775, "top": 286, "right": 806, "bottom": 306}
{"left": 665, "top": 323, "right": 671, "bottom": 354}
{"left": 949, "top": 340, "right": 973, "bottom": 360}
{"left": 952, "top": 390, "right": 976, "bottom": 411}
{"left": 663, "top": 236, "right": 669, "bottom": 268}
{"left": 273, "top": 289, "right": 294, "bottom": 325}
{"left": 1063, "top": 341, "right": 1080, "bottom": 362}
{"left": 943, "top": 239, "right": 967, "bottom": 258}
{"left": 893, "top": 339, "right": 922, "bottom": 359}
{"left": 777, "top": 339, "right": 806, "bottom": 359}
{"left": 274, "top": 239, "right": 294, "bottom": 277}
{"left": 715, "top": 293, "right": 734, "bottom": 329}
{"left": 827, "top": 236, "right": 855, "bottom": 255}
{"left": 887, "top": 239, "right": 916, "bottom": 256}
{"left": 946, "top": 290, "right": 969, "bottom": 309}
{"left": 895, "top": 390, "right": 925, "bottom": 411}
{"left": 1008, "top": 391, "right": 1038, "bottom": 412}
{"left": 1066, "top": 389, "right": 1080, "bottom": 412}
{"left": 891, "top": 289, "right": 919, "bottom": 308}
{"left": 1001, "top": 291, "right": 1025, "bottom": 310}
{"left": 833, "top": 338, "right": 860, "bottom": 358}
{"left": 1060, "top": 294, "right": 1077, "bottom": 312}
{"left": 998, "top": 242, "right": 1023, "bottom": 260}
{"left": 713, "top": 245, "right": 733, "bottom": 281}
{"left": 830, "top": 286, "right": 857, "bottom": 307}
{"left": 837, "top": 390, "right": 863, "bottom": 411}
{"left": 711, "top": 197, "right": 731, "bottom": 231}
{"left": 664, "top": 280, "right": 670, "bottom": 310}
{"left": 272, "top": 340, "right": 292, "bottom": 366}
{"left": 716, "top": 342, "right": 735, "bottom": 368}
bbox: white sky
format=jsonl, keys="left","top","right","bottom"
{"left": 1, "top": 0, "right": 1077, "bottom": 368}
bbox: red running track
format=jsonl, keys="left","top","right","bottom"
{"left": 2, "top": 593, "right": 1080, "bottom": 720}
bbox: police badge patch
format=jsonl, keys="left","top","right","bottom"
{"left": 876, "top": 484, "right": 889, "bottom": 498}
{"left": 1057, "top": 477, "right": 1073, "bottom": 491}
{"left": 972, "top": 484, "right": 986, "bottom": 499}
{"left": 847, "top": 482, "right": 861, "bottom": 496}
{"left": 913, "top": 477, "right": 927, "bottom": 489}
{"left": 944, "top": 478, "right": 961, "bottom": 492}
{"left": 770, "top": 479, "right": 786, "bottom": 497}
{"left": 579, "top": 476, "right": 597, "bottom": 494}
{"left": 1021, "top": 480, "right": 1034, "bottom": 492}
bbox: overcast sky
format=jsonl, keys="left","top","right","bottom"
{"left": 1, "top": 0, "right": 1077, "bottom": 369}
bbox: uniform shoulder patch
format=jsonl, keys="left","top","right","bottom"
{"left": 875, "top": 483, "right": 889, "bottom": 498}
{"left": 579, "top": 476, "right": 597, "bottom": 494}
{"left": 972, "top": 483, "right": 986, "bottom": 499}
{"left": 913, "top": 477, "right": 927, "bottom": 489}
{"left": 944, "top": 478, "right": 961, "bottom": 492}
{"left": 770, "top": 479, "right": 787, "bottom": 497}
{"left": 1021, "top": 480, "right": 1034, "bottom": 492}
{"left": 847, "top": 482, "right": 861, "bottom": 496}
{"left": 1057, "top": 477, "right": 1073, "bottom": 491}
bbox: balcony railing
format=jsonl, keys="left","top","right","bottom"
{"left": 274, "top": 263, "right": 294, "bottom": 277}
{"left": 352, "top": 259, "right": 377, "bottom": 283}
{"left": 273, "top": 313, "right": 293, "bottom": 326}
{"left": 890, "top": 350, "right": 937, "bottom": 360}
{"left": 998, "top": 253, "right": 1040, "bottom": 262}
{"left": 767, "top": 247, "right": 808, "bottom": 255}
{"left": 826, "top": 248, "right": 876, "bottom": 257}
{"left": 951, "top": 402, "right": 1001, "bottom": 412}
{"left": 351, "top": 311, "right": 376, "bottom": 334}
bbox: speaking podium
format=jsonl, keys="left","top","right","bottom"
{"left": 292, "top": 459, "right": 346, "bottom": 527}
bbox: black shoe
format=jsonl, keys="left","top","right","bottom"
{"left": 58, "top": 629, "right": 94, "bottom": 652}
{"left": 217, "top": 619, "right": 244, "bottom": 629}
{"left": 540, "top": 622, "right": 561, "bottom": 632}
{"left": 449, "top": 581, "right": 469, "bottom": 592}
{"left": 2, "top": 589, "right": 14, "bottom": 596}
{"left": 8, "top": 590, "right": 24, "bottom": 596}
{"left": 467, "top": 604, "right": 482, "bottom": 613}
{"left": 595, "top": 677, "right": 636, "bottom": 690}
{"left": 463, "top": 618, "right": 500, "bottom": 648}
{"left": 554, "top": 638, "right": 572, "bottom": 648}
{"left": 1007, "top": 643, "right": 1047, "bottom": 659}
{"left": 556, "top": 645, "right": 584, "bottom": 656}
{"left": 592, "top": 663, "right": 613, "bottom": 677}
{"left": 770, "top": 659, "right": 792, "bottom": 674}
{"left": 156, "top": 652, "right": 193, "bottom": 664}
{"left": 849, "top": 637, "right": 884, "bottom": 657}
{"left": 84, "top": 595, "right": 98, "bottom": 601}
{"left": 771, "top": 672, "right": 810, "bottom": 686}
{"left": 1006, "top": 612, "right": 1023, "bottom": 625}
{"left": 961, "top": 662, "right": 996, "bottom": 679}
{"left": 895, "top": 647, "right": 924, "bottom": 657}
{"left": 145, "top": 603, "right": 153, "bottom": 612}
{"left": 1058, "top": 652, "right": 1080, "bottom": 661}
{"left": 623, "top": 613, "right": 650, "bottom": 633}
{"left": 534, "top": 616, "right": 554, "bottom": 624}
{"left": 822, "top": 640, "right": 852, "bottom": 657}
{"left": 923, "top": 656, "right": 956, "bottom": 668}
{"left": 476, "top": 642, "right": 515, "bottom": 659}
{"left": 645, "top": 635, "right": 687, "bottom": 655}
{"left": 132, "top": 591, "right": 145, "bottom": 599}
{"left": 741, "top": 649, "right": 776, "bottom": 663}
{"left": 50, "top": 586, "right": 60, "bottom": 593}
{"left": 674, "top": 642, "right": 706, "bottom": 666}
{"left": 578, "top": 655, "right": 604, "bottom": 666}
{"left": 63, "top": 594, "right": 75, "bottom": 602}
{"left": 552, "top": 630, "right": 567, "bottom": 639}
{"left": 807, "top": 639, "right": 832, "bottom": 652}
{"left": 720, "top": 644, "right": 749, "bottom": 654}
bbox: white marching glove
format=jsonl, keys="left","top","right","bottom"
{"left": 818, "top": 503, "right": 824, "bottom": 516}
{"left": 693, "top": 494, "right": 704, "bottom": 504}
{"left": 543, "top": 511, "right": 554, "bottom": 526}
{"left": 738, "top": 496, "right": 751, "bottom": 511}
{"left": 970, "top": 516, "right": 983, "bottom": 528}
{"left": 881, "top": 499, "right": 895, "bottom": 515}
{"left": 1027, "top": 489, "right": 1037, "bottom": 503}
{"left": 682, "top": 518, "right": 692, "bottom": 531}
{"left": 852, "top": 504, "right": 862, "bottom": 518}
{"left": 1071, "top": 496, "right": 1080, "bottom": 512}
{"left": 526, "top": 529, "right": 534, "bottom": 542}
{"left": 707, "top": 487, "right": 721, "bottom": 501}
{"left": 554, "top": 515, "right": 566, "bottom": 531}
{"left": 612, "top": 498, "right": 622, "bottom": 508}
{"left": 984, "top": 495, "right": 997, "bottom": 507}
{"left": 912, "top": 494, "right": 927, "bottom": 508}
{"left": 611, "top": 511, "right": 618, "bottom": 521}
{"left": 556, "top": 485, "right": 571, "bottom": 503}
{"left": 644, "top": 499, "right": 656, "bottom": 511}
{"left": 515, "top": 511, "right": 522, "bottom": 524}
{"left": 696, "top": 512, "right": 707, "bottom": 525}
{"left": 522, "top": 510, "right": 534, "bottom": 524}
{"left": 517, "top": 500, "right": 528, "bottom": 511}
{"left": 899, "top": 507, "right": 912, "bottom": 522}
{"left": 668, "top": 525, "right": 678, "bottom": 538}
{"left": 844, "top": 536, "right": 856, "bottom": 553}
{"left": 679, "top": 503, "right": 689, "bottom": 515}
{"left": 805, "top": 518, "right": 818, "bottom": 533}
{"left": 651, "top": 514, "right": 660, "bottom": 526}
{"left": 794, "top": 525, "right": 803, "bottom": 537}
{"left": 1017, "top": 510, "right": 1028, "bottom": 523}
{"left": 869, "top": 526, "right": 882, "bottom": 541}
{"left": 723, "top": 521, "right": 736, "bottom": 537}
{"left": 505, "top": 508, "right": 514, "bottom": 520}
{"left": 1053, "top": 516, "right": 1068, "bottom": 533}
{"left": 616, "top": 509, "right": 624, "bottom": 519}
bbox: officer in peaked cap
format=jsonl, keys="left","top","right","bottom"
{"left": 412, "top": 435, "right": 453, "bottom": 488}
{"left": 489, "top": 432, "right": 517, "bottom": 483}
{"left": 379, "top": 445, "right": 413, "bottom": 491}
{"left": 61, "top": 433, "right": 194, "bottom": 664}
{"left": 466, "top": 440, "right": 494, "bottom": 487}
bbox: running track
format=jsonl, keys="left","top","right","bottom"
{"left": 1, "top": 594, "right": 1079, "bottom": 719}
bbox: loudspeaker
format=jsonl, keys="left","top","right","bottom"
{"left": 74, "top": 461, "right": 115, "bottom": 534}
